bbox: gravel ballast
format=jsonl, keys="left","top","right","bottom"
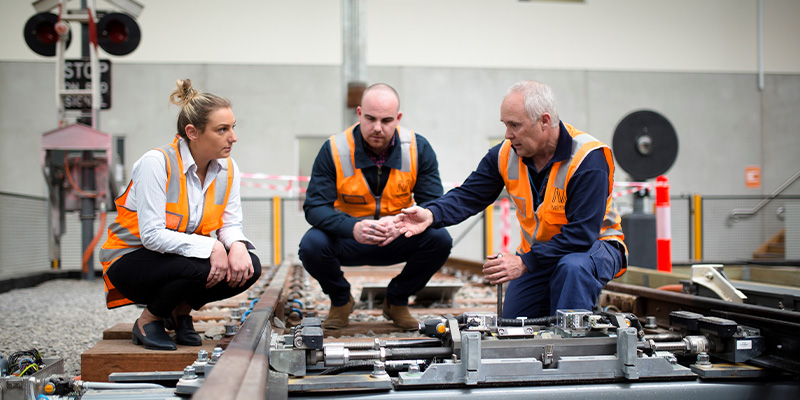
{"left": 0, "top": 268, "right": 490, "bottom": 379}
{"left": 0, "top": 279, "right": 141, "bottom": 377}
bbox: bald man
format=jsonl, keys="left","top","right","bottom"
{"left": 299, "top": 83, "right": 452, "bottom": 331}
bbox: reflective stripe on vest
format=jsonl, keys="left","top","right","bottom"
{"left": 330, "top": 124, "right": 417, "bottom": 218}
{"left": 99, "top": 138, "right": 233, "bottom": 308}
{"left": 499, "top": 123, "right": 628, "bottom": 278}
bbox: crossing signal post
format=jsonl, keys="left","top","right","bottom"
{"left": 23, "top": 12, "right": 73, "bottom": 56}
{"left": 96, "top": 12, "right": 141, "bottom": 55}
{"left": 25, "top": 0, "right": 143, "bottom": 279}
{"left": 24, "top": 0, "right": 142, "bottom": 126}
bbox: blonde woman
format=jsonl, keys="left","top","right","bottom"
{"left": 100, "top": 79, "right": 261, "bottom": 350}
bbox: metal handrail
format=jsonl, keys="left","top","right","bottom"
{"left": 730, "top": 169, "right": 800, "bottom": 220}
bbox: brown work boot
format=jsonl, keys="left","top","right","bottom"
{"left": 382, "top": 298, "right": 419, "bottom": 331}
{"left": 323, "top": 295, "right": 355, "bottom": 329}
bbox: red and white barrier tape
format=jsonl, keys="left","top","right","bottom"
{"left": 241, "top": 173, "right": 658, "bottom": 198}
{"left": 240, "top": 172, "right": 459, "bottom": 192}
{"left": 240, "top": 180, "right": 306, "bottom": 193}
{"left": 240, "top": 173, "right": 310, "bottom": 182}
{"left": 612, "top": 183, "right": 651, "bottom": 198}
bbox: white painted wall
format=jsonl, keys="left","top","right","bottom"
{"left": 1, "top": 0, "right": 799, "bottom": 270}
{"left": 2, "top": 0, "right": 799, "bottom": 72}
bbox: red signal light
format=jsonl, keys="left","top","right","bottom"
{"left": 97, "top": 13, "right": 141, "bottom": 56}
{"left": 24, "top": 12, "right": 72, "bottom": 57}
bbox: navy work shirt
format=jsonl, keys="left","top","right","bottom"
{"left": 426, "top": 121, "right": 611, "bottom": 273}
{"left": 304, "top": 124, "right": 444, "bottom": 238}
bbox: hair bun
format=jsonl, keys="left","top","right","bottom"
{"left": 183, "top": 87, "right": 197, "bottom": 102}
{"left": 170, "top": 79, "right": 196, "bottom": 107}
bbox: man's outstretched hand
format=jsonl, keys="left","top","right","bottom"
{"left": 394, "top": 206, "right": 434, "bottom": 238}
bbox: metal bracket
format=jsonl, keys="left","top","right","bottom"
{"left": 691, "top": 265, "right": 747, "bottom": 303}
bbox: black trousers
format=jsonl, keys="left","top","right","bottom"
{"left": 106, "top": 247, "right": 262, "bottom": 318}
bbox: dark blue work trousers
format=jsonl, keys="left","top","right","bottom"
{"left": 298, "top": 227, "right": 452, "bottom": 307}
{"left": 503, "top": 240, "right": 624, "bottom": 319}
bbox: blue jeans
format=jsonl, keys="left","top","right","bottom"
{"left": 502, "top": 240, "right": 624, "bottom": 318}
{"left": 298, "top": 227, "right": 452, "bottom": 306}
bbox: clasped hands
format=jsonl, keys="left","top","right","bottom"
{"left": 207, "top": 240, "right": 254, "bottom": 288}
{"left": 353, "top": 216, "right": 402, "bottom": 246}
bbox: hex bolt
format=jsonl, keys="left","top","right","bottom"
{"left": 224, "top": 323, "right": 238, "bottom": 336}
{"left": 645, "top": 316, "right": 658, "bottom": 329}
{"left": 371, "top": 361, "right": 387, "bottom": 377}
{"left": 210, "top": 347, "right": 224, "bottom": 363}
{"left": 195, "top": 350, "right": 209, "bottom": 363}
{"left": 668, "top": 354, "right": 678, "bottom": 365}
{"left": 182, "top": 366, "right": 198, "bottom": 380}
{"left": 408, "top": 364, "right": 420, "bottom": 374}
{"left": 697, "top": 352, "right": 711, "bottom": 366}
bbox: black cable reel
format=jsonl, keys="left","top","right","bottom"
{"left": 613, "top": 110, "right": 679, "bottom": 183}
{"left": 612, "top": 110, "right": 679, "bottom": 268}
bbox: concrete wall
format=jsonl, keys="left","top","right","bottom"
{"left": 1, "top": 0, "right": 800, "bottom": 275}
{"left": 0, "top": 62, "right": 800, "bottom": 196}
{"left": 3, "top": 0, "right": 799, "bottom": 198}
{"left": 3, "top": 60, "right": 799, "bottom": 197}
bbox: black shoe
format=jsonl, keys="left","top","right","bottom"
{"left": 169, "top": 315, "right": 202, "bottom": 346}
{"left": 132, "top": 319, "right": 177, "bottom": 351}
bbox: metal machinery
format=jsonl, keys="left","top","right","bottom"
{"left": 41, "top": 123, "right": 117, "bottom": 275}
{"left": 3, "top": 264, "right": 800, "bottom": 399}
{"left": 25, "top": 0, "right": 144, "bottom": 276}
{"left": 264, "top": 309, "right": 799, "bottom": 399}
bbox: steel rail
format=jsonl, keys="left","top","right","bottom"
{"left": 604, "top": 281, "right": 800, "bottom": 324}
{"left": 605, "top": 281, "right": 800, "bottom": 375}
{"left": 193, "top": 262, "right": 292, "bottom": 400}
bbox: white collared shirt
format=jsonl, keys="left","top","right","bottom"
{"left": 125, "top": 138, "right": 253, "bottom": 258}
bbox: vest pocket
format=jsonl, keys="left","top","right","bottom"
{"left": 165, "top": 211, "right": 183, "bottom": 231}
{"left": 342, "top": 194, "right": 368, "bottom": 204}
{"left": 509, "top": 194, "right": 527, "bottom": 218}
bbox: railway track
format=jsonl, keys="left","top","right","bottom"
{"left": 193, "top": 260, "right": 489, "bottom": 398}
{"left": 183, "top": 261, "right": 800, "bottom": 398}
{"left": 160, "top": 260, "right": 480, "bottom": 399}
{"left": 13, "top": 261, "right": 798, "bottom": 399}
{"left": 192, "top": 262, "right": 290, "bottom": 400}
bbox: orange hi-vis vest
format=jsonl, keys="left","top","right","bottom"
{"left": 99, "top": 138, "right": 234, "bottom": 308}
{"left": 499, "top": 123, "right": 628, "bottom": 278}
{"left": 330, "top": 124, "right": 417, "bottom": 219}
